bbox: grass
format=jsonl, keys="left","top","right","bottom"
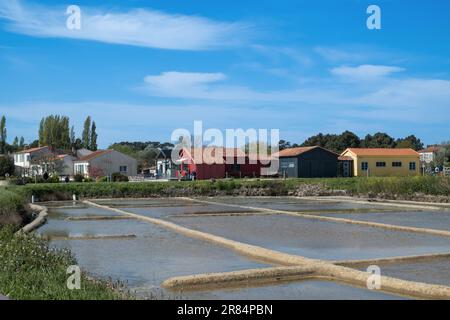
{"left": 0, "top": 225, "right": 127, "bottom": 300}
{"left": 7, "top": 176, "right": 449, "bottom": 201}
{"left": 0, "top": 188, "right": 28, "bottom": 225}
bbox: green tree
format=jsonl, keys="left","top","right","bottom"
{"left": 12, "top": 137, "right": 19, "bottom": 149}
{"left": 38, "top": 115, "right": 71, "bottom": 150}
{"left": 19, "top": 137, "right": 25, "bottom": 150}
{"left": 90, "top": 121, "right": 98, "bottom": 151}
{"left": 0, "top": 156, "right": 15, "bottom": 176}
{"left": 395, "top": 135, "right": 424, "bottom": 151}
{"left": 336, "top": 131, "right": 361, "bottom": 151}
{"left": 0, "top": 116, "right": 6, "bottom": 154}
{"left": 82, "top": 116, "right": 91, "bottom": 149}
{"left": 361, "top": 132, "right": 395, "bottom": 148}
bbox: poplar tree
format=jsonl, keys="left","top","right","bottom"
{"left": 82, "top": 116, "right": 91, "bottom": 149}
{"left": 0, "top": 116, "right": 6, "bottom": 154}
{"left": 90, "top": 121, "right": 98, "bottom": 151}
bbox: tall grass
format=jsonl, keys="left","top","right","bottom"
{"left": 0, "top": 188, "right": 27, "bottom": 225}
{"left": 0, "top": 226, "right": 126, "bottom": 300}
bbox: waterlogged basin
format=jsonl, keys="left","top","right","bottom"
{"left": 202, "top": 197, "right": 404, "bottom": 213}
{"left": 316, "top": 211, "right": 450, "bottom": 231}
{"left": 109, "top": 200, "right": 259, "bottom": 219}
{"left": 357, "top": 257, "right": 450, "bottom": 287}
{"left": 43, "top": 207, "right": 269, "bottom": 298}
{"left": 45, "top": 202, "right": 122, "bottom": 219}
{"left": 179, "top": 279, "right": 406, "bottom": 300}
{"left": 167, "top": 214, "right": 450, "bottom": 261}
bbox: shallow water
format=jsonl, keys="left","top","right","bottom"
{"left": 316, "top": 211, "right": 450, "bottom": 231}
{"left": 357, "top": 258, "right": 450, "bottom": 287}
{"left": 38, "top": 198, "right": 450, "bottom": 299}
{"left": 201, "top": 197, "right": 405, "bottom": 212}
{"left": 117, "top": 204, "right": 258, "bottom": 219}
{"left": 42, "top": 206, "right": 269, "bottom": 298}
{"left": 168, "top": 214, "right": 450, "bottom": 261}
{"left": 176, "top": 279, "right": 406, "bottom": 300}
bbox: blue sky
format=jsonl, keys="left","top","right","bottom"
{"left": 0, "top": 0, "right": 449, "bottom": 148}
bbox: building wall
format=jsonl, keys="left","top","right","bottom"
{"left": 343, "top": 153, "right": 420, "bottom": 177}
{"left": 279, "top": 157, "right": 299, "bottom": 178}
{"left": 76, "top": 150, "right": 138, "bottom": 177}
{"left": 278, "top": 148, "right": 338, "bottom": 178}
{"left": 420, "top": 152, "right": 435, "bottom": 164}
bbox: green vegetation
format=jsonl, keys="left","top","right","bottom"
{"left": 297, "top": 131, "right": 424, "bottom": 153}
{"left": 6, "top": 176, "right": 449, "bottom": 202}
{"left": 0, "top": 188, "right": 27, "bottom": 225}
{"left": 0, "top": 226, "right": 125, "bottom": 300}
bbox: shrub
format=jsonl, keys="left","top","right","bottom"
{"left": 0, "top": 226, "right": 125, "bottom": 300}
{"left": 111, "top": 172, "right": 129, "bottom": 182}
{"left": 0, "top": 156, "right": 15, "bottom": 177}
{"left": 73, "top": 174, "right": 84, "bottom": 183}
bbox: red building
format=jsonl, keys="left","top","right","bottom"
{"left": 177, "top": 147, "right": 269, "bottom": 180}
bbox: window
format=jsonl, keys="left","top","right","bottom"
{"left": 409, "top": 162, "right": 417, "bottom": 171}
{"left": 361, "top": 162, "right": 368, "bottom": 171}
{"left": 392, "top": 162, "right": 402, "bottom": 167}
{"left": 119, "top": 166, "right": 128, "bottom": 173}
{"left": 26, "top": 155, "right": 31, "bottom": 162}
{"left": 376, "top": 162, "right": 386, "bottom": 167}
{"left": 75, "top": 164, "right": 86, "bottom": 175}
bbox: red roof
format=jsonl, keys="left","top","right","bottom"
{"left": 343, "top": 148, "right": 419, "bottom": 157}
{"left": 418, "top": 146, "right": 440, "bottom": 153}
{"left": 74, "top": 150, "right": 112, "bottom": 162}
{"left": 15, "top": 146, "right": 49, "bottom": 154}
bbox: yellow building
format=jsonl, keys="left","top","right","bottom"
{"left": 340, "top": 148, "right": 420, "bottom": 177}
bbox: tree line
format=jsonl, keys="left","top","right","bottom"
{"left": 38, "top": 115, "right": 98, "bottom": 152}
{"left": 0, "top": 114, "right": 98, "bottom": 155}
{"left": 279, "top": 131, "right": 426, "bottom": 153}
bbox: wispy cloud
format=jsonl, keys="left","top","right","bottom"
{"left": 0, "top": 0, "right": 250, "bottom": 50}
{"left": 330, "top": 65, "right": 405, "bottom": 81}
{"left": 139, "top": 67, "right": 450, "bottom": 124}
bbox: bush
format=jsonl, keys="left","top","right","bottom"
{"left": 73, "top": 174, "right": 84, "bottom": 183}
{"left": 0, "top": 226, "right": 125, "bottom": 299}
{"left": 111, "top": 172, "right": 129, "bottom": 182}
{"left": 0, "top": 156, "right": 15, "bottom": 177}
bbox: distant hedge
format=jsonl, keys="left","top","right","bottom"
{"left": 7, "top": 176, "right": 450, "bottom": 202}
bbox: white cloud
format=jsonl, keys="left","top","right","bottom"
{"left": 330, "top": 65, "right": 405, "bottom": 81}
{"left": 0, "top": 0, "right": 250, "bottom": 50}
{"left": 143, "top": 72, "right": 227, "bottom": 97}
{"left": 139, "top": 68, "right": 450, "bottom": 125}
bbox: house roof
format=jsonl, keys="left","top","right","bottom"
{"left": 338, "top": 156, "right": 353, "bottom": 161}
{"left": 180, "top": 147, "right": 271, "bottom": 163}
{"left": 343, "top": 148, "right": 419, "bottom": 157}
{"left": 418, "top": 146, "right": 440, "bottom": 153}
{"left": 14, "top": 146, "right": 49, "bottom": 154}
{"left": 276, "top": 146, "right": 338, "bottom": 158}
{"left": 74, "top": 150, "right": 112, "bottom": 162}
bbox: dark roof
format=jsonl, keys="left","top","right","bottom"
{"left": 74, "top": 150, "right": 112, "bottom": 162}
{"left": 276, "top": 146, "right": 338, "bottom": 158}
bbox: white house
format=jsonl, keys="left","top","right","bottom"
{"left": 13, "top": 146, "right": 52, "bottom": 177}
{"left": 418, "top": 146, "right": 440, "bottom": 164}
{"left": 74, "top": 149, "right": 138, "bottom": 178}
